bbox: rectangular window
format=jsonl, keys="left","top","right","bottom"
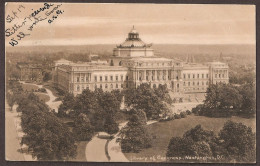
{"left": 81, "top": 76, "right": 84, "bottom": 82}
{"left": 100, "top": 84, "right": 102, "bottom": 89}
{"left": 206, "top": 74, "right": 209, "bottom": 78}
{"left": 94, "top": 76, "right": 97, "bottom": 82}
{"left": 188, "top": 74, "right": 190, "bottom": 79}
{"left": 219, "top": 74, "right": 221, "bottom": 78}
{"left": 215, "top": 74, "right": 217, "bottom": 78}
{"left": 188, "top": 82, "right": 190, "bottom": 86}
{"left": 193, "top": 74, "right": 195, "bottom": 79}
{"left": 193, "top": 82, "right": 195, "bottom": 86}
{"left": 183, "top": 82, "right": 186, "bottom": 86}
{"left": 222, "top": 74, "right": 224, "bottom": 78}
{"left": 126, "top": 76, "right": 128, "bottom": 80}
{"left": 110, "top": 76, "right": 113, "bottom": 81}
{"left": 77, "top": 77, "right": 80, "bottom": 82}
{"left": 116, "top": 76, "right": 118, "bottom": 81}
{"left": 146, "top": 76, "right": 148, "bottom": 80}
{"left": 105, "top": 76, "right": 108, "bottom": 81}
{"left": 100, "top": 76, "right": 102, "bottom": 82}
{"left": 202, "top": 74, "right": 204, "bottom": 78}
{"left": 197, "top": 74, "right": 199, "bottom": 78}
{"left": 86, "top": 76, "right": 89, "bottom": 82}
{"left": 197, "top": 82, "right": 199, "bottom": 85}
{"left": 183, "top": 74, "right": 186, "bottom": 79}
{"left": 121, "top": 75, "right": 123, "bottom": 81}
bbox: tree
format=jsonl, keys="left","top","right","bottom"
{"left": 167, "top": 125, "right": 215, "bottom": 162}
{"left": 154, "top": 84, "right": 173, "bottom": 104}
{"left": 238, "top": 83, "right": 256, "bottom": 117}
{"left": 6, "top": 92, "right": 15, "bottom": 111}
{"left": 127, "top": 83, "right": 167, "bottom": 119}
{"left": 58, "top": 93, "right": 75, "bottom": 117}
{"left": 117, "top": 114, "right": 152, "bottom": 153}
{"left": 74, "top": 89, "right": 99, "bottom": 115}
{"left": 166, "top": 137, "right": 196, "bottom": 161}
{"left": 130, "top": 108, "right": 147, "bottom": 125}
{"left": 99, "top": 92, "right": 121, "bottom": 115}
{"left": 204, "top": 83, "right": 242, "bottom": 110}
{"left": 111, "top": 89, "right": 123, "bottom": 104}
{"left": 218, "top": 121, "right": 256, "bottom": 162}
{"left": 20, "top": 102, "right": 77, "bottom": 160}
{"left": 104, "top": 115, "right": 119, "bottom": 135}
{"left": 43, "top": 71, "right": 52, "bottom": 82}
{"left": 183, "top": 125, "right": 215, "bottom": 143}
{"left": 73, "top": 113, "right": 94, "bottom": 141}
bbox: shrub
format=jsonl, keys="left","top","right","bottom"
{"left": 174, "top": 114, "right": 181, "bottom": 119}
{"left": 186, "top": 110, "right": 192, "bottom": 115}
{"left": 38, "top": 88, "right": 47, "bottom": 93}
{"left": 180, "top": 112, "right": 187, "bottom": 118}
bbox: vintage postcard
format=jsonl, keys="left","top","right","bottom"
{"left": 5, "top": 3, "right": 256, "bottom": 163}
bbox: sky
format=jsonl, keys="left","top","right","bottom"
{"left": 5, "top": 3, "right": 255, "bottom": 46}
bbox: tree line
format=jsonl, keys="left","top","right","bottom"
{"left": 6, "top": 80, "right": 77, "bottom": 161}
{"left": 167, "top": 121, "right": 256, "bottom": 163}
{"left": 192, "top": 82, "right": 256, "bottom": 118}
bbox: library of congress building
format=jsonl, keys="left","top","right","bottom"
{"left": 52, "top": 27, "right": 229, "bottom": 96}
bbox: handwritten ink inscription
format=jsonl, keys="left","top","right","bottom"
{"left": 5, "top": 3, "right": 64, "bottom": 47}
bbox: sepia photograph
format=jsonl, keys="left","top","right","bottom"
{"left": 5, "top": 3, "right": 256, "bottom": 163}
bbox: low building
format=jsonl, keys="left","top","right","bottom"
{"left": 53, "top": 27, "right": 229, "bottom": 96}
{"left": 17, "top": 62, "right": 43, "bottom": 83}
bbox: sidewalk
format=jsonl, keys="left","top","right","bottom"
{"left": 107, "top": 122, "right": 128, "bottom": 162}
{"left": 5, "top": 101, "right": 36, "bottom": 161}
{"left": 85, "top": 133, "right": 109, "bottom": 162}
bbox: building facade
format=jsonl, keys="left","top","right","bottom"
{"left": 53, "top": 27, "right": 229, "bottom": 96}
{"left": 17, "top": 62, "right": 43, "bottom": 83}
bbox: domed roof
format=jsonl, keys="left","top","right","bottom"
{"left": 117, "top": 26, "right": 152, "bottom": 48}
{"left": 129, "top": 26, "right": 138, "bottom": 34}
{"left": 120, "top": 39, "right": 146, "bottom": 47}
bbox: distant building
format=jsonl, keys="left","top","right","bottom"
{"left": 17, "top": 62, "right": 43, "bottom": 83}
{"left": 53, "top": 26, "right": 229, "bottom": 96}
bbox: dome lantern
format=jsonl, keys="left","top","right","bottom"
{"left": 128, "top": 25, "right": 139, "bottom": 39}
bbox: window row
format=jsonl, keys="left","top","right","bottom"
{"left": 184, "top": 87, "right": 206, "bottom": 91}
{"left": 76, "top": 83, "right": 128, "bottom": 91}
{"left": 94, "top": 75, "right": 128, "bottom": 82}
{"left": 183, "top": 81, "right": 209, "bottom": 86}
{"left": 215, "top": 73, "right": 227, "bottom": 78}
{"left": 76, "top": 75, "right": 129, "bottom": 82}
{"left": 183, "top": 73, "right": 208, "bottom": 79}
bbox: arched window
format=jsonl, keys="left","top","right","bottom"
{"left": 77, "top": 85, "right": 80, "bottom": 91}
{"left": 105, "top": 84, "right": 108, "bottom": 89}
{"left": 110, "top": 84, "right": 113, "bottom": 89}
{"left": 100, "top": 84, "right": 102, "bottom": 89}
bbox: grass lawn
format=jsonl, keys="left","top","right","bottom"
{"left": 124, "top": 114, "right": 256, "bottom": 162}
{"left": 22, "top": 84, "right": 39, "bottom": 91}
{"left": 34, "top": 92, "right": 50, "bottom": 102}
